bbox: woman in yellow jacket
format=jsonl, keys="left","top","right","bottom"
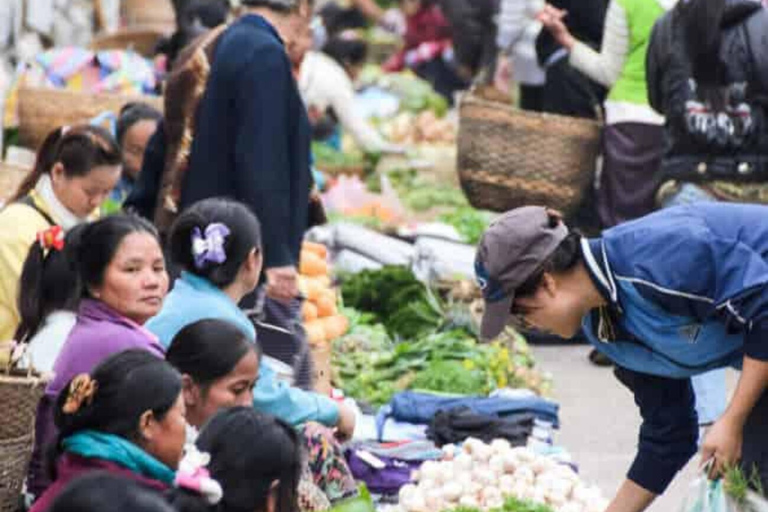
{"left": 0, "top": 125, "right": 122, "bottom": 341}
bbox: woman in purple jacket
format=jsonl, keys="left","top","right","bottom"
{"left": 28, "top": 214, "right": 170, "bottom": 501}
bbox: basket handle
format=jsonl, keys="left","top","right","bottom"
{"left": 0, "top": 341, "right": 35, "bottom": 379}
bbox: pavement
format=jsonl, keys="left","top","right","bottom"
{"left": 531, "top": 343, "right": 739, "bottom": 512}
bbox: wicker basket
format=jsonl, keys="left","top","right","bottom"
{"left": 0, "top": 163, "right": 31, "bottom": 206}
{"left": 0, "top": 434, "right": 35, "bottom": 512}
{"left": 457, "top": 90, "right": 601, "bottom": 215}
{"left": 121, "top": 0, "right": 176, "bottom": 32}
{"left": 18, "top": 87, "right": 163, "bottom": 150}
{"left": 0, "top": 373, "right": 48, "bottom": 439}
{"left": 90, "top": 27, "right": 167, "bottom": 57}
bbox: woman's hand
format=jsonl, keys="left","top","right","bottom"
{"left": 266, "top": 266, "right": 299, "bottom": 303}
{"left": 537, "top": 4, "right": 576, "bottom": 50}
{"left": 335, "top": 403, "right": 356, "bottom": 442}
{"left": 701, "top": 415, "right": 744, "bottom": 479}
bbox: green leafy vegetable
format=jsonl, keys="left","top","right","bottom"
{"left": 438, "top": 207, "right": 496, "bottom": 245}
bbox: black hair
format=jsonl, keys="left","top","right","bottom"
{"left": 168, "top": 408, "right": 302, "bottom": 512}
{"left": 12, "top": 125, "right": 121, "bottom": 202}
{"left": 51, "top": 350, "right": 182, "bottom": 476}
{"left": 676, "top": 0, "right": 728, "bottom": 106}
{"left": 322, "top": 36, "right": 368, "bottom": 70}
{"left": 240, "top": 0, "right": 306, "bottom": 13}
{"left": 166, "top": 319, "right": 260, "bottom": 394}
{"left": 50, "top": 472, "right": 177, "bottom": 512}
{"left": 511, "top": 229, "right": 583, "bottom": 314}
{"left": 14, "top": 225, "right": 86, "bottom": 343}
{"left": 116, "top": 103, "right": 162, "bottom": 147}
{"left": 162, "top": 0, "right": 229, "bottom": 70}
{"left": 169, "top": 198, "right": 262, "bottom": 289}
{"left": 76, "top": 214, "right": 161, "bottom": 297}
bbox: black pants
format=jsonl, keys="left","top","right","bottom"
{"left": 742, "top": 390, "right": 768, "bottom": 491}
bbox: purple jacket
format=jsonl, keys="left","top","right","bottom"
{"left": 30, "top": 454, "right": 168, "bottom": 512}
{"left": 27, "top": 299, "right": 165, "bottom": 498}
{"left": 47, "top": 299, "right": 165, "bottom": 396}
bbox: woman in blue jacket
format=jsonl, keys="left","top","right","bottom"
{"left": 475, "top": 204, "right": 768, "bottom": 512}
{"left": 145, "top": 197, "right": 356, "bottom": 438}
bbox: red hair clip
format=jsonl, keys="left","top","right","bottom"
{"left": 36, "top": 226, "right": 64, "bottom": 252}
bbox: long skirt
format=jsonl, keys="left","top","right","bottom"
{"left": 597, "top": 122, "right": 664, "bottom": 228}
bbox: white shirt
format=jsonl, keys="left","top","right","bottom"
{"left": 28, "top": 310, "right": 76, "bottom": 374}
{"left": 299, "top": 51, "right": 390, "bottom": 153}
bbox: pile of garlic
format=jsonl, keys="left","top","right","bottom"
{"left": 394, "top": 438, "right": 609, "bottom": 512}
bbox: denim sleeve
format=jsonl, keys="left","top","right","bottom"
{"left": 614, "top": 366, "right": 699, "bottom": 494}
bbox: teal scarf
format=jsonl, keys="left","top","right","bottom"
{"left": 62, "top": 430, "right": 176, "bottom": 485}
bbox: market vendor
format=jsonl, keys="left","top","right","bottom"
{"left": 475, "top": 204, "right": 768, "bottom": 511}
{"left": 298, "top": 31, "right": 403, "bottom": 154}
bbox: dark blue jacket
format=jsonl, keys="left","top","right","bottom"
{"left": 183, "top": 14, "right": 312, "bottom": 269}
{"left": 581, "top": 203, "right": 768, "bottom": 494}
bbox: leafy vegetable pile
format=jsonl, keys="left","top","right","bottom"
{"left": 438, "top": 207, "right": 496, "bottom": 245}
{"left": 451, "top": 498, "right": 555, "bottom": 512}
{"left": 340, "top": 266, "right": 443, "bottom": 340}
{"left": 312, "top": 142, "right": 365, "bottom": 168}
{"left": 387, "top": 169, "right": 469, "bottom": 213}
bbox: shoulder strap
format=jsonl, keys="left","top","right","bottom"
{"left": 17, "top": 196, "right": 56, "bottom": 227}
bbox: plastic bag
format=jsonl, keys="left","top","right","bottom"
{"left": 680, "top": 473, "right": 768, "bottom": 512}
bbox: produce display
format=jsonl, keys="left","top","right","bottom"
{"left": 333, "top": 267, "right": 550, "bottom": 406}
{"left": 299, "top": 242, "right": 350, "bottom": 347}
{"left": 381, "top": 111, "right": 457, "bottom": 145}
{"left": 341, "top": 266, "right": 443, "bottom": 340}
{"left": 390, "top": 439, "right": 608, "bottom": 512}
{"left": 362, "top": 69, "right": 449, "bottom": 118}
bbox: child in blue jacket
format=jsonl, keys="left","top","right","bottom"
{"left": 476, "top": 203, "right": 768, "bottom": 512}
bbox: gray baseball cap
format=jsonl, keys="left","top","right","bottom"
{"left": 475, "top": 206, "right": 568, "bottom": 340}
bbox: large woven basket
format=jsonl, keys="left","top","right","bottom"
{"left": 90, "top": 27, "right": 167, "bottom": 57}
{"left": 0, "top": 434, "right": 35, "bottom": 512}
{"left": 0, "top": 373, "right": 48, "bottom": 439}
{"left": 18, "top": 87, "right": 163, "bottom": 150}
{"left": 0, "top": 164, "right": 31, "bottom": 206}
{"left": 122, "top": 0, "right": 176, "bottom": 32}
{"left": 457, "top": 90, "right": 601, "bottom": 215}
{"left": 0, "top": 371, "right": 48, "bottom": 511}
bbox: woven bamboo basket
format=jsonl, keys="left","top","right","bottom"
{"left": 90, "top": 27, "right": 167, "bottom": 57}
{"left": 457, "top": 90, "right": 601, "bottom": 215}
{"left": 0, "top": 369, "right": 48, "bottom": 511}
{"left": 0, "top": 434, "right": 35, "bottom": 512}
{"left": 0, "top": 373, "right": 49, "bottom": 440}
{"left": 122, "top": 0, "right": 176, "bottom": 32}
{"left": 18, "top": 87, "right": 163, "bottom": 150}
{"left": 0, "top": 163, "right": 31, "bottom": 206}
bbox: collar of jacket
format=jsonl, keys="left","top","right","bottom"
{"left": 240, "top": 13, "right": 284, "bottom": 46}
{"left": 78, "top": 298, "right": 156, "bottom": 341}
{"left": 581, "top": 238, "right": 622, "bottom": 311}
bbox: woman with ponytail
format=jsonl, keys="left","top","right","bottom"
{"left": 30, "top": 350, "right": 186, "bottom": 512}
{"left": 14, "top": 224, "right": 85, "bottom": 373}
{"left": 0, "top": 125, "right": 122, "bottom": 341}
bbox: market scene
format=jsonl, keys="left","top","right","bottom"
{"left": 0, "top": 0, "right": 766, "bottom": 511}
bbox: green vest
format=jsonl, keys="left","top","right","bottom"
{"left": 608, "top": 0, "right": 666, "bottom": 105}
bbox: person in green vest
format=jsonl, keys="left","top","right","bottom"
{"left": 538, "top": 0, "right": 675, "bottom": 228}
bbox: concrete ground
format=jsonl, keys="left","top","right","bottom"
{"left": 532, "top": 343, "right": 738, "bottom": 512}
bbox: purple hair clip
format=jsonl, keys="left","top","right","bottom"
{"left": 191, "top": 223, "right": 231, "bottom": 270}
